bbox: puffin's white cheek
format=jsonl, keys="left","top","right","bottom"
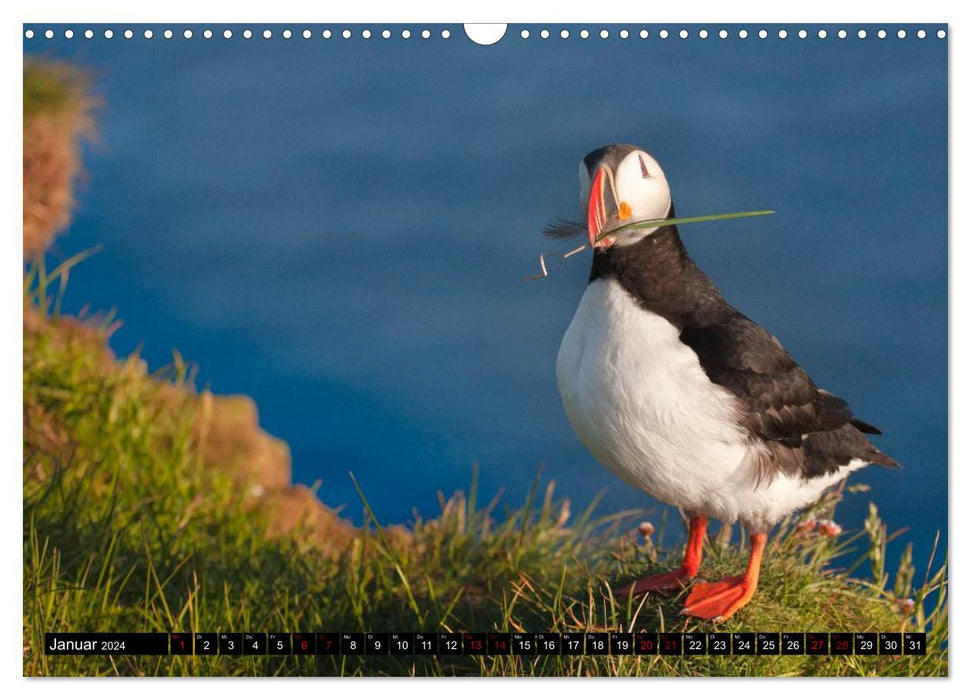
{"left": 627, "top": 185, "right": 671, "bottom": 221}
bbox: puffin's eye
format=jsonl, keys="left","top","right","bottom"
{"left": 638, "top": 154, "right": 651, "bottom": 179}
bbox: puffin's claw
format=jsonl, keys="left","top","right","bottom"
{"left": 616, "top": 566, "right": 693, "bottom": 597}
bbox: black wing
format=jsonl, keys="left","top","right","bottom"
{"left": 678, "top": 311, "right": 878, "bottom": 447}
{"left": 679, "top": 311, "right": 898, "bottom": 479}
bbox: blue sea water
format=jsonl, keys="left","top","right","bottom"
{"left": 25, "top": 25, "right": 947, "bottom": 573}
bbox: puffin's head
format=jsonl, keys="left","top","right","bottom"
{"left": 579, "top": 144, "right": 672, "bottom": 250}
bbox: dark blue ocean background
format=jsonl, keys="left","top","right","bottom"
{"left": 25, "top": 25, "right": 947, "bottom": 574}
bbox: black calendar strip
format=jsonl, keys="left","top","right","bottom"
{"left": 45, "top": 631, "right": 927, "bottom": 656}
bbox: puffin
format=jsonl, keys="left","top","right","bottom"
{"left": 553, "top": 144, "right": 898, "bottom": 621}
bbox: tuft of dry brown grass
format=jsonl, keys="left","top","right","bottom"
{"left": 23, "top": 60, "right": 97, "bottom": 259}
{"left": 193, "top": 388, "right": 360, "bottom": 556}
{"left": 195, "top": 392, "right": 293, "bottom": 492}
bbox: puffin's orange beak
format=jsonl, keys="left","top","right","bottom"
{"left": 588, "top": 167, "right": 632, "bottom": 249}
{"left": 587, "top": 168, "right": 608, "bottom": 249}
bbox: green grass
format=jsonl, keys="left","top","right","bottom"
{"left": 23, "top": 60, "right": 90, "bottom": 121}
{"left": 23, "top": 257, "right": 947, "bottom": 677}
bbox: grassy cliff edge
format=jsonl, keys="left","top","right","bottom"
{"left": 22, "top": 258, "right": 947, "bottom": 677}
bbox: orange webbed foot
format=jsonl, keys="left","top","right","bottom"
{"left": 680, "top": 576, "right": 756, "bottom": 621}
{"left": 680, "top": 531, "right": 768, "bottom": 622}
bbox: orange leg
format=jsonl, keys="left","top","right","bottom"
{"left": 617, "top": 514, "right": 707, "bottom": 596}
{"left": 681, "top": 532, "right": 767, "bottom": 622}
